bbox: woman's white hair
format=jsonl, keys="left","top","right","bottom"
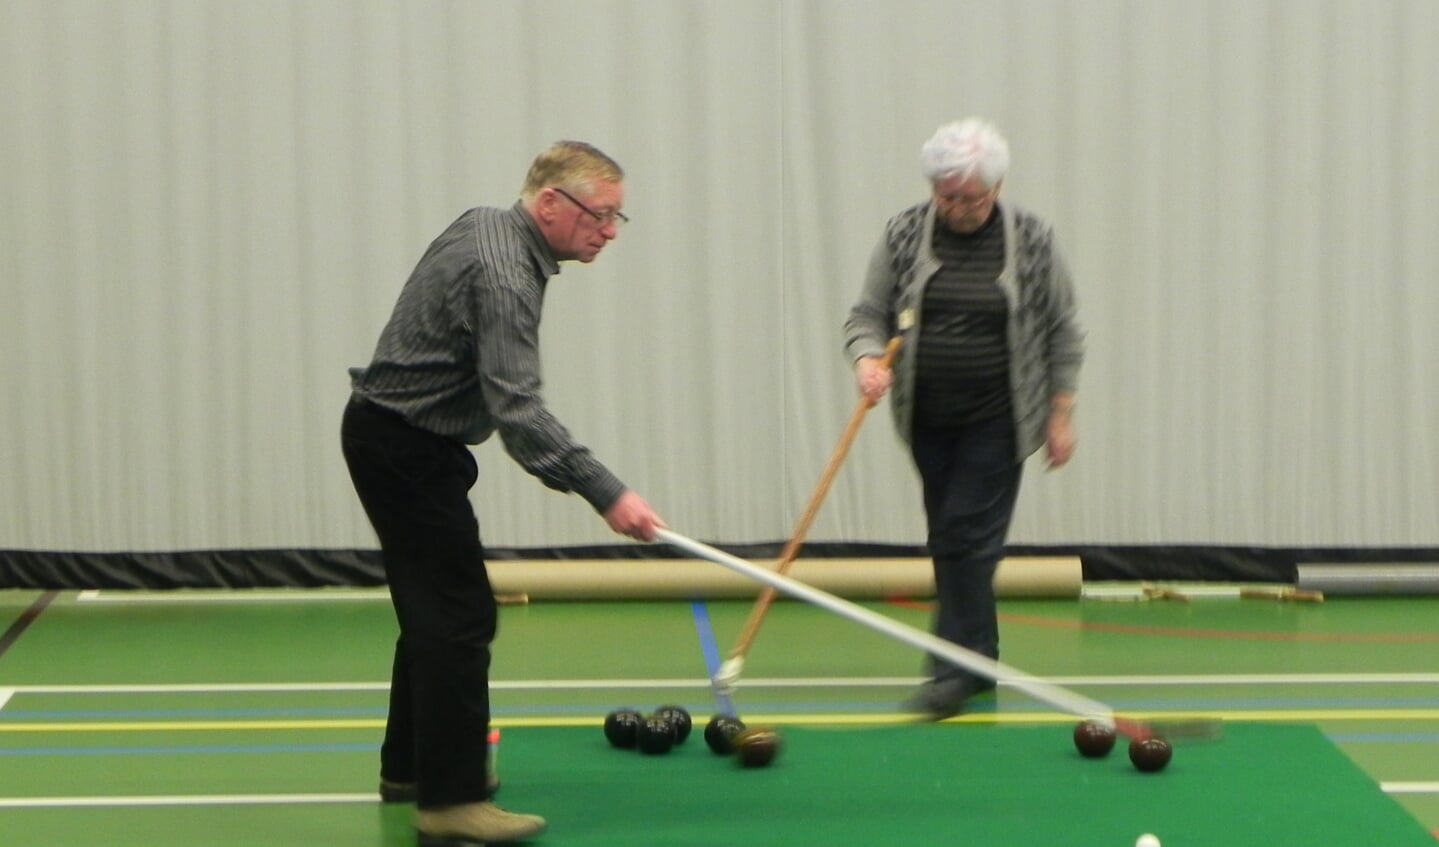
{"left": 919, "top": 118, "right": 1011, "bottom": 186}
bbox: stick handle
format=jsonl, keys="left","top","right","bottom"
{"left": 724, "top": 336, "right": 903, "bottom": 662}
{"left": 659, "top": 528, "right": 1114, "bottom": 723}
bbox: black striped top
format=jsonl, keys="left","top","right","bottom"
{"left": 913, "top": 213, "right": 1012, "bottom": 428}
{"left": 349, "top": 203, "right": 627, "bottom": 512}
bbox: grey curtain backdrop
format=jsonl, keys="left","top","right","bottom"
{"left": 2, "top": 0, "right": 1435, "bottom": 554}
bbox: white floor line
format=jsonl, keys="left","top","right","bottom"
{"left": 0, "top": 793, "right": 378, "bottom": 808}
{"left": 4, "top": 672, "right": 1438, "bottom": 697}
{"left": 5, "top": 682, "right": 390, "bottom": 694}
{"left": 76, "top": 589, "right": 390, "bottom": 603}
{"left": 1045, "top": 673, "right": 1439, "bottom": 686}
{"left": 1381, "top": 782, "right": 1439, "bottom": 794}
{"left": 0, "top": 782, "right": 1434, "bottom": 811}
{"left": 710, "top": 673, "right": 1439, "bottom": 688}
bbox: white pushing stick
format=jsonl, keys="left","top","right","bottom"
{"left": 657, "top": 528, "right": 1116, "bottom": 727}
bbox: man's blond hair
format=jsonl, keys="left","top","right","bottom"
{"left": 520, "top": 140, "right": 624, "bottom": 201}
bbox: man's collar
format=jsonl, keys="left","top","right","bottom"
{"left": 509, "top": 201, "right": 561, "bottom": 277}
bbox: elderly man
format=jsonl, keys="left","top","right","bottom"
{"left": 343, "top": 140, "right": 665, "bottom": 845}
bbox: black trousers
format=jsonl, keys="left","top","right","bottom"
{"left": 341, "top": 396, "right": 497, "bottom": 808}
{"left": 909, "top": 413, "right": 1023, "bottom": 689}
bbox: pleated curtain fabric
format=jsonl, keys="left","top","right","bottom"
{"left": 1, "top": 0, "right": 1435, "bottom": 555}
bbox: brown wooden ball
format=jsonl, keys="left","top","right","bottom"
{"left": 1128, "top": 736, "right": 1173, "bottom": 772}
{"left": 732, "top": 727, "right": 782, "bottom": 768}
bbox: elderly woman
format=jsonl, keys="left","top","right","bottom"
{"left": 845, "top": 118, "right": 1085, "bottom": 719}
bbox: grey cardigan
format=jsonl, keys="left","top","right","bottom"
{"left": 843, "top": 200, "right": 1085, "bottom": 461}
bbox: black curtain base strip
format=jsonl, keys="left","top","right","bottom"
{"left": 1, "top": 544, "right": 1436, "bottom": 591}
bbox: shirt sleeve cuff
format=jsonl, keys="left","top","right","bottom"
{"left": 579, "top": 473, "right": 629, "bottom": 514}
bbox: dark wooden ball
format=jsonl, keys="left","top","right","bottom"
{"left": 1073, "top": 719, "right": 1118, "bottom": 758}
{"left": 703, "top": 715, "right": 747, "bottom": 755}
{"left": 1128, "top": 736, "right": 1173, "bottom": 772}
{"left": 637, "top": 715, "right": 676, "bottom": 754}
{"left": 603, "top": 708, "right": 644, "bottom": 749}
{"left": 653, "top": 705, "right": 693, "bottom": 743}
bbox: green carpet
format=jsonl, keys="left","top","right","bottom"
{"left": 488, "top": 722, "right": 1432, "bottom": 847}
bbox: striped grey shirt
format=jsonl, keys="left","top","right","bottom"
{"left": 349, "top": 202, "right": 627, "bottom": 513}
{"left": 914, "top": 214, "right": 1011, "bottom": 427}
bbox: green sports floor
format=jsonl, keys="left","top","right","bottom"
{"left": 1, "top": 586, "right": 1437, "bottom": 845}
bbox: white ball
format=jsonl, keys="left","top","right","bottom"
{"left": 1135, "top": 835, "right": 1161, "bottom": 847}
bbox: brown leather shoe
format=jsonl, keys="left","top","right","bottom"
{"left": 416, "top": 801, "right": 547, "bottom": 845}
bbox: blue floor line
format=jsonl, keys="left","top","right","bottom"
{"left": 690, "top": 600, "right": 737, "bottom": 717}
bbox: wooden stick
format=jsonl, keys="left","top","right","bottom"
{"left": 1142, "top": 584, "right": 1192, "bottom": 603}
{"left": 1239, "top": 587, "right": 1325, "bottom": 603}
{"left": 713, "top": 336, "right": 902, "bottom": 692}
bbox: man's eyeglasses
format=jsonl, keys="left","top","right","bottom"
{"left": 553, "top": 187, "right": 629, "bottom": 228}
